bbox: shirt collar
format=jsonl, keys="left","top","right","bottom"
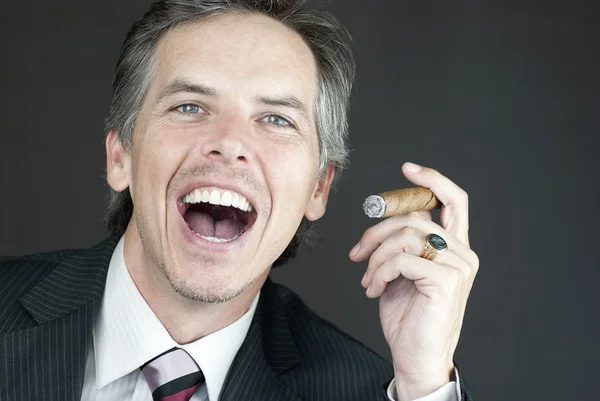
{"left": 93, "top": 236, "right": 259, "bottom": 401}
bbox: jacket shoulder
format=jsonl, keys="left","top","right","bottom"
{"left": 0, "top": 248, "right": 82, "bottom": 333}
{"left": 0, "top": 247, "right": 78, "bottom": 285}
{"left": 273, "top": 283, "right": 393, "bottom": 399}
{"left": 0, "top": 247, "right": 79, "bottom": 264}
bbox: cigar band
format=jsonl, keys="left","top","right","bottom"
{"left": 363, "top": 195, "right": 386, "bottom": 218}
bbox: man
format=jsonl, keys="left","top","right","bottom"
{"left": 0, "top": 1, "right": 479, "bottom": 400}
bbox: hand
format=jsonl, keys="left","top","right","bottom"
{"left": 349, "top": 162, "right": 479, "bottom": 401}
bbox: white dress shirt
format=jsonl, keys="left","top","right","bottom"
{"left": 80, "top": 236, "right": 459, "bottom": 401}
{"left": 80, "top": 237, "right": 258, "bottom": 401}
{"left": 386, "top": 376, "right": 460, "bottom": 401}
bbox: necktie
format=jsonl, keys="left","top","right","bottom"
{"left": 141, "top": 347, "right": 205, "bottom": 401}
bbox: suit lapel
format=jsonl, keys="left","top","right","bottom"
{"left": 1, "top": 238, "right": 302, "bottom": 401}
{"left": 219, "top": 279, "right": 303, "bottom": 401}
{"left": 0, "top": 237, "right": 118, "bottom": 401}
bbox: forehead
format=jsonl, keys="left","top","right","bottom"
{"left": 153, "top": 13, "right": 318, "bottom": 102}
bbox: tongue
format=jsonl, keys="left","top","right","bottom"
{"left": 186, "top": 211, "right": 244, "bottom": 239}
{"left": 186, "top": 212, "right": 215, "bottom": 237}
{"left": 215, "top": 219, "right": 245, "bottom": 239}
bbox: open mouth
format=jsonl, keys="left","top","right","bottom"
{"left": 178, "top": 188, "right": 258, "bottom": 243}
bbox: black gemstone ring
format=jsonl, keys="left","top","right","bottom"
{"left": 421, "top": 233, "right": 448, "bottom": 261}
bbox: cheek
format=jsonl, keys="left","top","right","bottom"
{"left": 266, "top": 144, "right": 320, "bottom": 211}
{"left": 130, "top": 128, "right": 193, "bottom": 204}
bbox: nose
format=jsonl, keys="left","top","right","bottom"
{"left": 200, "top": 115, "right": 249, "bottom": 164}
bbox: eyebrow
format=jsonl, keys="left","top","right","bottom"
{"left": 157, "top": 79, "right": 218, "bottom": 102}
{"left": 157, "top": 79, "right": 310, "bottom": 122}
{"left": 255, "top": 95, "right": 311, "bottom": 123}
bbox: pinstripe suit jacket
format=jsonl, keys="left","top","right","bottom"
{"left": 0, "top": 236, "right": 471, "bottom": 401}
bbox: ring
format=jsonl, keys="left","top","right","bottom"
{"left": 421, "top": 233, "right": 448, "bottom": 261}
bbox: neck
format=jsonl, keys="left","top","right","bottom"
{"left": 122, "top": 227, "right": 268, "bottom": 344}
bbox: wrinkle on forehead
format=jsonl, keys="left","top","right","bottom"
{"left": 153, "top": 13, "right": 318, "bottom": 109}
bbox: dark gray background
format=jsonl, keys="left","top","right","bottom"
{"left": 1, "top": 0, "right": 598, "bottom": 399}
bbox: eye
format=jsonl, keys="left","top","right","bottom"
{"left": 175, "top": 104, "right": 204, "bottom": 114}
{"left": 263, "top": 114, "right": 295, "bottom": 129}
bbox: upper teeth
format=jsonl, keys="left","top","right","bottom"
{"left": 183, "top": 188, "right": 253, "bottom": 212}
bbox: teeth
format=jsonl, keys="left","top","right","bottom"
{"left": 209, "top": 190, "right": 220, "bottom": 205}
{"left": 195, "top": 232, "right": 244, "bottom": 243}
{"left": 221, "top": 191, "right": 232, "bottom": 206}
{"left": 193, "top": 189, "right": 202, "bottom": 203}
{"left": 183, "top": 187, "right": 254, "bottom": 212}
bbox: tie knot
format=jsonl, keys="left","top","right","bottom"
{"left": 141, "top": 347, "right": 204, "bottom": 401}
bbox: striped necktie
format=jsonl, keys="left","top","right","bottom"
{"left": 141, "top": 347, "right": 205, "bottom": 401}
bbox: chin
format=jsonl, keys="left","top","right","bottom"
{"left": 164, "top": 262, "right": 259, "bottom": 304}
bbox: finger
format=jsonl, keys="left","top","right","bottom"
{"left": 366, "top": 252, "right": 452, "bottom": 298}
{"left": 402, "top": 162, "right": 470, "bottom": 246}
{"left": 365, "top": 249, "right": 466, "bottom": 290}
{"left": 412, "top": 210, "right": 432, "bottom": 221}
{"left": 362, "top": 227, "right": 465, "bottom": 288}
{"left": 351, "top": 213, "right": 467, "bottom": 263}
{"left": 361, "top": 226, "right": 421, "bottom": 287}
{"left": 351, "top": 213, "right": 431, "bottom": 261}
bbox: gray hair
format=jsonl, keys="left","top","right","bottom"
{"left": 104, "top": 0, "right": 355, "bottom": 267}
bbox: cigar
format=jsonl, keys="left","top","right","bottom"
{"left": 363, "top": 187, "right": 442, "bottom": 218}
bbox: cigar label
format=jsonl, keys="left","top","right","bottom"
{"left": 363, "top": 187, "right": 442, "bottom": 218}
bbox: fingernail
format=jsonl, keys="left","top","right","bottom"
{"left": 405, "top": 162, "right": 422, "bottom": 173}
{"left": 350, "top": 243, "right": 360, "bottom": 258}
{"left": 361, "top": 271, "right": 368, "bottom": 286}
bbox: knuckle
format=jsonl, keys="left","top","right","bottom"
{"left": 391, "top": 252, "right": 409, "bottom": 266}
{"left": 391, "top": 241, "right": 410, "bottom": 255}
{"left": 363, "top": 225, "right": 375, "bottom": 237}
{"left": 398, "top": 226, "right": 415, "bottom": 236}
{"left": 460, "top": 263, "right": 474, "bottom": 280}
{"left": 453, "top": 259, "right": 469, "bottom": 275}
{"left": 408, "top": 211, "right": 423, "bottom": 220}
{"left": 471, "top": 253, "right": 480, "bottom": 274}
{"left": 471, "top": 250, "right": 480, "bottom": 265}
{"left": 391, "top": 232, "right": 417, "bottom": 254}
{"left": 463, "top": 249, "right": 479, "bottom": 272}
{"left": 428, "top": 167, "right": 440, "bottom": 176}
{"left": 445, "top": 268, "right": 463, "bottom": 289}
{"left": 386, "top": 257, "right": 406, "bottom": 281}
{"left": 407, "top": 214, "right": 423, "bottom": 227}
{"left": 380, "top": 266, "right": 397, "bottom": 283}
{"left": 363, "top": 225, "right": 377, "bottom": 241}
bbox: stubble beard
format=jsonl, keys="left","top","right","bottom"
{"left": 164, "top": 262, "right": 257, "bottom": 305}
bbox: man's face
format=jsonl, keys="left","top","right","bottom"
{"left": 107, "top": 13, "right": 334, "bottom": 302}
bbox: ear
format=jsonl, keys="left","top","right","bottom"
{"left": 305, "top": 164, "right": 336, "bottom": 221}
{"left": 106, "top": 130, "right": 131, "bottom": 192}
